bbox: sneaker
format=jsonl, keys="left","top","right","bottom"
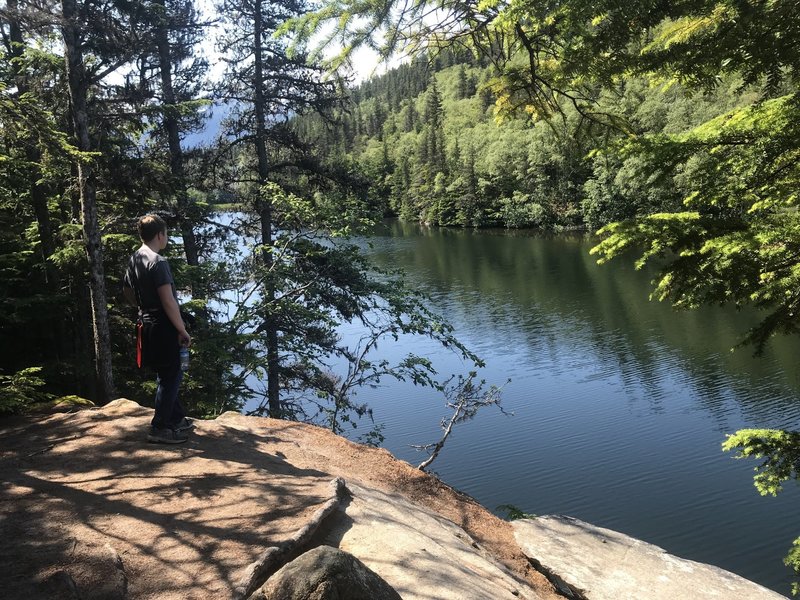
{"left": 175, "top": 417, "right": 195, "bottom": 432}
{"left": 147, "top": 427, "right": 189, "bottom": 444}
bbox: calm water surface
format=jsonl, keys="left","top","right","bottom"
{"left": 332, "top": 221, "right": 800, "bottom": 595}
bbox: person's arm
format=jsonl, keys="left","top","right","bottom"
{"left": 157, "top": 284, "right": 191, "bottom": 347}
{"left": 122, "top": 284, "right": 137, "bottom": 307}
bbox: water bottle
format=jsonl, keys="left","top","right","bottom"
{"left": 179, "top": 346, "right": 190, "bottom": 371}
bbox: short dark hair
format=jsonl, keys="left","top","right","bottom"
{"left": 138, "top": 214, "right": 167, "bottom": 242}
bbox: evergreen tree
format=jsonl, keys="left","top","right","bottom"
{"left": 5, "top": 0, "right": 59, "bottom": 288}
{"left": 213, "top": 0, "right": 474, "bottom": 428}
{"left": 422, "top": 77, "right": 445, "bottom": 175}
{"left": 0, "top": 8, "right": 69, "bottom": 409}
{"left": 141, "top": 0, "right": 208, "bottom": 273}
{"left": 59, "top": 0, "right": 154, "bottom": 403}
{"left": 216, "top": 0, "right": 327, "bottom": 415}
{"left": 402, "top": 99, "right": 417, "bottom": 133}
{"left": 456, "top": 65, "right": 468, "bottom": 100}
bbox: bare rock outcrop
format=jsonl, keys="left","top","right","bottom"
{"left": 513, "top": 515, "right": 788, "bottom": 600}
{"left": 248, "top": 545, "right": 401, "bottom": 600}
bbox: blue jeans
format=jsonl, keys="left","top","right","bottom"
{"left": 151, "top": 361, "right": 186, "bottom": 429}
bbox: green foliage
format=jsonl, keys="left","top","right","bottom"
{"left": 640, "top": 0, "right": 800, "bottom": 92}
{"left": 723, "top": 429, "right": 800, "bottom": 594}
{"left": 51, "top": 395, "right": 95, "bottom": 409}
{"left": 785, "top": 538, "right": 800, "bottom": 596}
{"left": 496, "top": 504, "right": 537, "bottom": 521}
{"left": 233, "top": 208, "right": 483, "bottom": 430}
{"left": 499, "top": 193, "right": 550, "bottom": 229}
{"left": 296, "top": 54, "right": 598, "bottom": 229}
{"left": 723, "top": 429, "right": 800, "bottom": 497}
{"left": 591, "top": 94, "right": 800, "bottom": 352}
{"left": 0, "top": 367, "right": 52, "bottom": 414}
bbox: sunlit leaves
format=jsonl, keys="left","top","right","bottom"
{"left": 639, "top": 0, "right": 800, "bottom": 91}
{"left": 785, "top": 538, "right": 800, "bottom": 596}
{"left": 647, "top": 8, "right": 732, "bottom": 52}
{"left": 591, "top": 89, "right": 800, "bottom": 352}
{"left": 723, "top": 429, "right": 800, "bottom": 496}
{"left": 723, "top": 427, "right": 800, "bottom": 592}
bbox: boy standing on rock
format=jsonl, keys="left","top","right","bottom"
{"left": 123, "top": 214, "right": 194, "bottom": 444}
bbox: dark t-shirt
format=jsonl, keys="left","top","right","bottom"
{"left": 123, "top": 244, "right": 177, "bottom": 312}
{"left": 124, "top": 244, "right": 180, "bottom": 368}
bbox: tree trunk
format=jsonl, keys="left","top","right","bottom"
{"left": 253, "top": 0, "right": 281, "bottom": 417}
{"left": 74, "top": 276, "right": 99, "bottom": 400}
{"left": 61, "top": 0, "right": 115, "bottom": 403}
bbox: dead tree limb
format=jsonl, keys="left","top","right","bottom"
{"left": 415, "top": 374, "right": 510, "bottom": 472}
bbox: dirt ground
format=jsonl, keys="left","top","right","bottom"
{"left": 0, "top": 399, "right": 561, "bottom": 599}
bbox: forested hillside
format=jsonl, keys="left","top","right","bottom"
{"left": 296, "top": 49, "right": 768, "bottom": 230}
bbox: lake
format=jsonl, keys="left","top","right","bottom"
{"left": 316, "top": 220, "right": 800, "bottom": 595}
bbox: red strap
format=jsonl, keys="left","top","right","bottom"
{"left": 136, "top": 322, "right": 143, "bottom": 368}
